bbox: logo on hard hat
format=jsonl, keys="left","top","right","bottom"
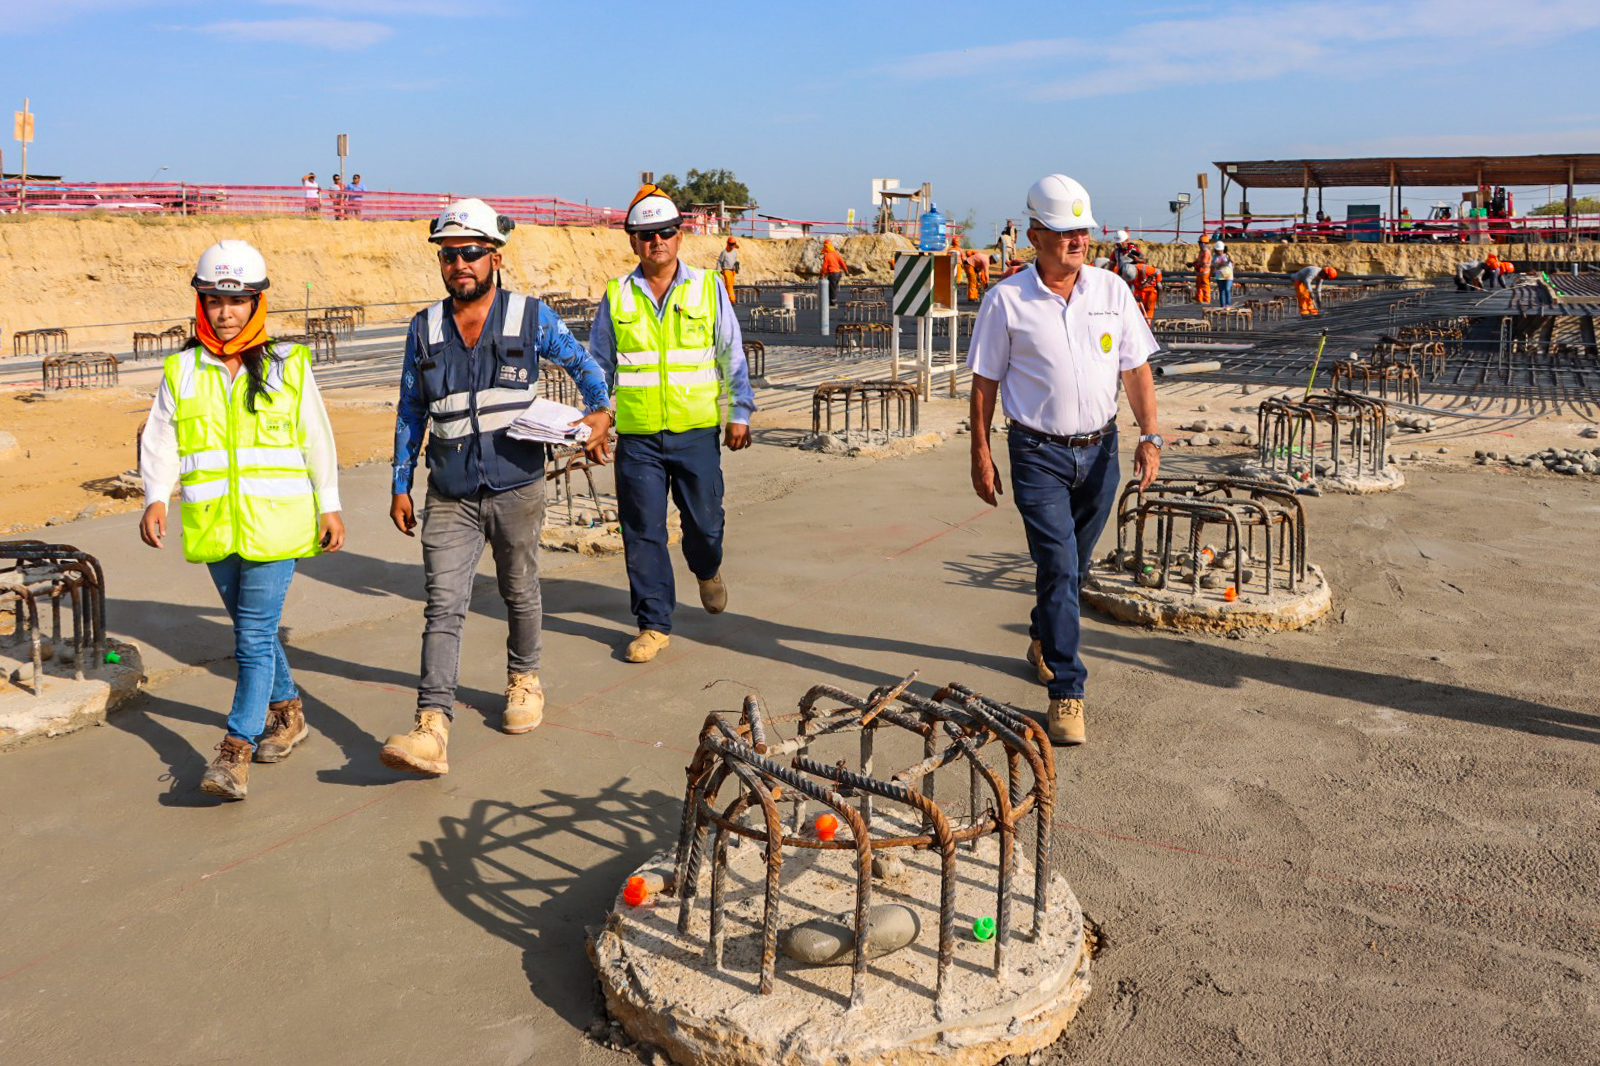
{"left": 1072, "top": 199, "right": 1084, "bottom": 217}
{"left": 446, "top": 210, "right": 470, "bottom": 224}
{"left": 1099, "top": 332, "right": 1113, "bottom": 354}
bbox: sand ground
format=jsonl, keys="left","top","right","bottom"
{"left": 0, "top": 335, "right": 1597, "bottom": 1064}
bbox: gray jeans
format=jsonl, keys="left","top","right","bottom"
{"left": 418, "top": 480, "right": 545, "bottom": 715}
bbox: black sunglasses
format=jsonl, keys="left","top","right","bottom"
{"left": 635, "top": 226, "right": 679, "bottom": 242}
{"left": 437, "top": 244, "right": 495, "bottom": 263}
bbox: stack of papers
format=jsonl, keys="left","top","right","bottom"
{"left": 505, "top": 397, "right": 593, "bottom": 445}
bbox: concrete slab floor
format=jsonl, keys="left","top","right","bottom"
{"left": 1, "top": 435, "right": 1597, "bottom": 1066}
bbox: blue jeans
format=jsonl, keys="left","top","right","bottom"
{"left": 205, "top": 556, "right": 299, "bottom": 744}
{"left": 615, "top": 427, "right": 724, "bottom": 634}
{"left": 418, "top": 480, "right": 546, "bottom": 716}
{"left": 1216, "top": 279, "right": 1233, "bottom": 306}
{"left": 1007, "top": 426, "right": 1120, "bottom": 700}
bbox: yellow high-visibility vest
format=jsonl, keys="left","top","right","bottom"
{"left": 606, "top": 268, "right": 722, "bottom": 434}
{"left": 163, "top": 343, "right": 321, "bottom": 564}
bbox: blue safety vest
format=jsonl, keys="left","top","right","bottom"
{"left": 413, "top": 289, "right": 548, "bottom": 498}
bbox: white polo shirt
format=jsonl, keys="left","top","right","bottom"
{"left": 967, "top": 263, "right": 1158, "bottom": 436}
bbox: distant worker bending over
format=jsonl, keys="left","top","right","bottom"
{"left": 1289, "top": 264, "right": 1336, "bottom": 317}
{"left": 967, "top": 174, "right": 1163, "bottom": 747}
{"left": 383, "top": 198, "right": 613, "bottom": 776}
{"left": 588, "top": 186, "right": 758, "bottom": 664}
{"left": 963, "top": 247, "right": 991, "bottom": 301}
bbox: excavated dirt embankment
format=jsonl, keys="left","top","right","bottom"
{"left": 4, "top": 214, "right": 1598, "bottom": 346}
{"left": 0, "top": 215, "right": 911, "bottom": 346}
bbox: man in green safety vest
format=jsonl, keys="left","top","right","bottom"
{"left": 588, "top": 185, "right": 757, "bottom": 663}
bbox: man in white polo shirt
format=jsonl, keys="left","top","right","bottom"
{"left": 967, "top": 173, "right": 1163, "bottom": 746}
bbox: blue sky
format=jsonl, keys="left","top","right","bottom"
{"left": 5, "top": 0, "right": 1600, "bottom": 240}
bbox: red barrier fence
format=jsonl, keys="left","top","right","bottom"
{"left": 0, "top": 181, "right": 628, "bottom": 227}
{"left": 1115, "top": 215, "right": 1600, "bottom": 244}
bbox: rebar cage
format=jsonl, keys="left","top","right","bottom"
{"left": 1107, "top": 476, "right": 1309, "bottom": 598}
{"left": 1256, "top": 391, "right": 1391, "bottom": 480}
{"left": 671, "top": 676, "right": 1056, "bottom": 1020}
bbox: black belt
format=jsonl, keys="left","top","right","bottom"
{"left": 1009, "top": 419, "right": 1116, "bottom": 447}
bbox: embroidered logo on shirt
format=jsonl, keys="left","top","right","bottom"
{"left": 498, "top": 365, "right": 529, "bottom": 383}
{"left": 1098, "top": 332, "right": 1113, "bottom": 354}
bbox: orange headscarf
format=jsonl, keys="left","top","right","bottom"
{"left": 194, "top": 294, "right": 269, "bottom": 357}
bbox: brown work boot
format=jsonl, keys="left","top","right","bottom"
{"left": 698, "top": 573, "right": 728, "bottom": 614}
{"left": 1047, "top": 698, "right": 1086, "bottom": 746}
{"left": 503, "top": 671, "right": 544, "bottom": 735}
{"left": 1026, "top": 639, "right": 1054, "bottom": 685}
{"left": 255, "top": 696, "right": 308, "bottom": 763}
{"left": 200, "top": 736, "right": 253, "bottom": 800}
{"left": 379, "top": 710, "right": 450, "bottom": 775}
{"left": 623, "top": 629, "right": 670, "bottom": 663}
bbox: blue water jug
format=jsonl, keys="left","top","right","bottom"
{"left": 919, "top": 204, "right": 947, "bottom": 251}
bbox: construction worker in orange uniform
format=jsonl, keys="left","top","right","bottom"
{"left": 820, "top": 239, "right": 848, "bottom": 306}
{"left": 1289, "top": 264, "right": 1336, "bottom": 316}
{"left": 963, "top": 248, "right": 991, "bottom": 301}
{"left": 1120, "top": 256, "right": 1161, "bottom": 321}
{"left": 1192, "top": 236, "right": 1212, "bottom": 304}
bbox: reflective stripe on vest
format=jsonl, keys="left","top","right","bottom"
{"left": 424, "top": 294, "right": 531, "bottom": 441}
{"left": 606, "top": 268, "right": 721, "bottom": 435}
{"left": 162, "top": 343, "right": 320, "bottom": 564}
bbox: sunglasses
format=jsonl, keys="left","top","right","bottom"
{"left": 437, "top": 244, "right": 495, "bottom": 264}
{"left": 634, "top": 226, "right": 679, "bottom": 243}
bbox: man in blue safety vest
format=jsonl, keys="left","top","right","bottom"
{"left": 588, "top": 185, "right": 757, "bottom": 664}
{"left": 382, "top": 197, "right": 613, "bottom": 775}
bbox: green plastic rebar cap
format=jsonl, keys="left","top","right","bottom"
{"left": 972, "top": 916, "right": 995, "bottom": 941}
{"left": 104, "top": 650, "right": 120, "bottom": 664}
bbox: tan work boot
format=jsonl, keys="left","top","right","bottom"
{"left": 1026, "top": 639, "right": 1054, "bottom": 685}
{"left": 1047, "top": 698, "right": 1086, "bottom": 746}
{"left": 200, "top": 736, "right": 253, "bottom": 800}
{"left": 698, "top": 573, "right": 728, "bottom": 614}
{"left": 624, "top": 629, "right": 670, "bottom": 663}
{"left": 380, "top": 710, "right": 450, "bottom": 775}
{"left": 503, "top": 671, "right": 545, "bottom": 735}
{"left": 255, "top": 696, "right": 308, "bottom": 763}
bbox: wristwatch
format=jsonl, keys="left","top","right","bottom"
{"left": 1138, "top": 433, "right": 1164, "bottom": 449}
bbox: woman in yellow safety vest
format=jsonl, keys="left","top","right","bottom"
{"left": 137, "top": 239, "right": 344, "bottom": 802}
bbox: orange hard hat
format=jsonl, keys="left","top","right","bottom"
{"left": 1323, "top": 267, "right": 1338, "bottom": 279}
{"left": 1501, "top": 262, "right": 1515, "bottom": 273}
{"left": 726, "top": 237, "right": 738, "bottom": 248}
{"left": 1485, "top": 253, "right": 1500, "bottom": 266}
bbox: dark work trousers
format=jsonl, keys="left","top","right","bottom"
{"left": 1007, "top": 425, "right": 1120, "bottom": 700}
{"left": 826, "top": 271, "right": 842, "bottom": 306}
{"left": 615, "top": 427, "right": 725, "bottom": 634}
{"left": 418, "top": 479, "right": 546, "bottom": 717}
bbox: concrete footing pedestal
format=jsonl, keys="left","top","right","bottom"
{"left": 590, "top": 832, "right": 1092, "bottom": 1066}
{"left": 1083, "top": 563, "right": 1333, "bottom": 634}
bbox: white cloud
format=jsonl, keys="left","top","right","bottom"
{"left": 199, "top": 17, "right": 393, "bottom": 50}
{"left": 256, "top": 0, "right": 471, "bottom": 14}
{"left": 883, "top": 0, "right": 1600, "bottom": 101}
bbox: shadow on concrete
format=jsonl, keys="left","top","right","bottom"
{"left": 106, "top": 594, "right": 419, "bottom": 798}
{"left": 413, "top": 781, "right": 679, "bottom": 1027}
{"left": 1082, "top": 626, "right": 1600, "bottom": 744}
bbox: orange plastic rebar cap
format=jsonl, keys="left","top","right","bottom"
{"left": 815, "top": 813, "right": 839, "bottom": 841}
{"left": 623, "top": 876, "right": 649, "bottom": 906}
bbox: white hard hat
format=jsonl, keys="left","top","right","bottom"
{"left": 1212, "top": 240, "right": 1225, "bottom": 251}
{"left": 1024, "top": 174, "right": 1098, "bottom": 231}
{"left": 192, "top": 239, "right": 270, "bottom": 295}
{"left": 625, "top": 184, "right": 682, "bottom": 233}
{"left": 429, "top": 197, "right": 515, "bottom": 246}
{"left": 1116, "top": 229, "right": 1130, "bottom": 242}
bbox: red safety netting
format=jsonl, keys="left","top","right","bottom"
{"left": 0, "top": 181, "right": 627, "bottom": 227}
